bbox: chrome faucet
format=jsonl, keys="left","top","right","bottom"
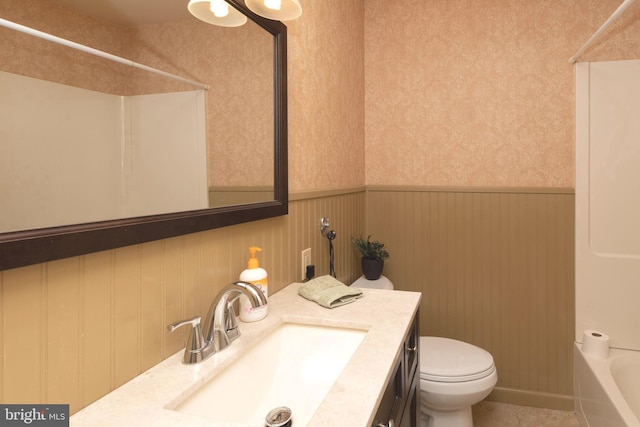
{"left": 167, "top": 281, "right": 268, "bottom": 364}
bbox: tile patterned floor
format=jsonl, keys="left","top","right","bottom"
{"left": 472, "top": 401, "right": 581, "bottom": 427}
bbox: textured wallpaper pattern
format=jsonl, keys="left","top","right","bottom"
{"left": 5, "top": 0, "right": 640, "bottom": 190}
{"left": 286, "top": 0, "right": 366, "bottom": 191}
{"left": 1, "top": 0, "right": 273, "bottom": 187}
{"left": 129, "top": 20, "right": 273, "bottom": 187}
{"left": 0, "top": 0, "right": 127, "bottom": 94}
{"left": 364, "top": 0, "right": 640, "bottom": 188}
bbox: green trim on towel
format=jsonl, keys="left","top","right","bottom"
{"left": 298, "top": 275, "right": 363, "bottom": 308}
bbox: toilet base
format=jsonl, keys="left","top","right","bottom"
{"left": 419, "top": 406, "right": 472, "bottom": 427}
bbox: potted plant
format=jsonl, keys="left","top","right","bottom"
{"left": 351, "top": 235, "right": 390, "bottom": 280}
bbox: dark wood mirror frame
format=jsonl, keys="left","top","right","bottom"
{"left": 0, "top": 0, "right": 288, "bottom": 271}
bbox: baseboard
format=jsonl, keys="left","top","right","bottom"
{"left": 486, "top": 387, "right": 575, "bottom": 412}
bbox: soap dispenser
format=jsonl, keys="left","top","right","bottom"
{"left": 239, "top": 246, "right": 268, "bottom": 322}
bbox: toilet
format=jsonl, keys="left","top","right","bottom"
{"left": 352, "top": 275, "right": 497, "bottom": 427}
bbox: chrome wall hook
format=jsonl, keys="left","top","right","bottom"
{"left": 320, "top": 217, "right": 330, "bottom": 236}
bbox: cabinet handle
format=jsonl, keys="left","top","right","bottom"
{"left": 376, "top": 420, "right": 394, "bottom": 427}
{"left": 406, "top": 344, "right": 417, "bottom": 353}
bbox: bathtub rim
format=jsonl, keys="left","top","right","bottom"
{"left": 574, "top": 342, "right": 640, "bottom": 427}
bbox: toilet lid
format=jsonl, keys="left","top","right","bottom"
{"left": 419, "top": 337, "right": 495, "bottom": 383}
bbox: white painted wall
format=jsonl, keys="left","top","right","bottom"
{"left": 0, "top": 71, "right": 207, "bottom": 232}
{"left": 575, "top": 60, "right": 640, "bottom": 351}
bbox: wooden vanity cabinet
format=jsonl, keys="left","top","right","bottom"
{"left": 371, "top": 311, "right": 420, "bottom": 427}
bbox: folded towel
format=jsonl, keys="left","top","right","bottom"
{"left": 298, "top": 275, "right": 363, "bottom": 308}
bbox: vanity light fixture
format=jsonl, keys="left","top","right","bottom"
{"left": 188, "top": 0, "right": 248, "bottom": 27}
{"left": 245, "top": 0, "right": 302, "bottom": 21}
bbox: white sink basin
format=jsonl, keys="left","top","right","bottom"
{"left": 172, "top": 322, "right": 367, "bottom": 426}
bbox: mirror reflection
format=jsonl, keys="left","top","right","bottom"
{"left": 0, "top": 0, "right": 274, "bottom": 234}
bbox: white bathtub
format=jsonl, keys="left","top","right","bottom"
{"left": 575, "top": 343, "right": 640, "bottom": 427}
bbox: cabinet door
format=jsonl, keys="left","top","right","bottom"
{"left": 399, "top": 372, "right": 418, "bottom": 427}
{"left": 371, "top": 356, "right": 403, "bottom": 427}
{"left": 404, "top": 313, "right": 419, "bottom": 387}
{"left": 401, "top": 313, "right": 420, "bottom": 427}
{"left": 371, "top": 310, "right": 420, "bottom": 427}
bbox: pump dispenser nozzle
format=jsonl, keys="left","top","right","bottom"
{"left": 247, "top": 246, "right": 262, "bottom": 269}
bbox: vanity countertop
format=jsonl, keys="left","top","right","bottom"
{"left": 70, "top": 282, "right": 421, "bottom": 427}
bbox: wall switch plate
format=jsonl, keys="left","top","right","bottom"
{"left": 301, "top": 248, "right": 311, "bottom": 280}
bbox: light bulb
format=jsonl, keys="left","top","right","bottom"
{"left": 264, "top": 0, "right": 281, "bottom": 11}
{"left": 210, "top": 0, "right": 229, "bottom": 17}
{"left": 245, "top": 0, "right": 301, "bottom": 20}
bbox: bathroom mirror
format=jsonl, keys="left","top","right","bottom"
{"left": 0, "top": 0, "right": 288, "bottom": 271}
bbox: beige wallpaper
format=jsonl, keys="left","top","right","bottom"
{"left": 286, "top": 0, "right": 366, "bottom": 192}
{"left": 0, "top": 0, "right": 273, "bottom": 188}
{"left": 5, "top": 0, "right": 640, "bottom": 191}
{"left": 0, "top": 0, "right": 127, "bottom": 94}
{"left": 128, "top": 19, "right": 274, "bottom": 187}
{"left": 1, "top": 0, "right": 368, "bottom": 193}
{"left": 364, "top": 0, "right": 640, "bottom": 188}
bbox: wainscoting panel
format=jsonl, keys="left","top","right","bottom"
{"left": 0, "top": 187, "right": 574, "bottom": 412}
{"left": 365, "top": 187, "right": 575, "bottom": 408}
{"left": 0, "top": 191, "right": 365, "bottom": 414}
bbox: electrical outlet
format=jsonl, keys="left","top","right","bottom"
{"left": 301, "top": 248, "right": 311, "bottom": 280}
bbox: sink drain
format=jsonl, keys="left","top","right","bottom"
{"left": 265, "top": 406, "right": 292, "bottom": 427}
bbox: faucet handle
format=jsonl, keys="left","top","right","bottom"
{"left": 167, "top": 316, "right": 206, "bottom": 364}
{"left": 167, "top": 315, "right": 201, "bottom": 332}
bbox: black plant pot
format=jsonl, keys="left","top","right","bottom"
{"left": 361, "top": 258, "right": 384, "bottom": 280}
